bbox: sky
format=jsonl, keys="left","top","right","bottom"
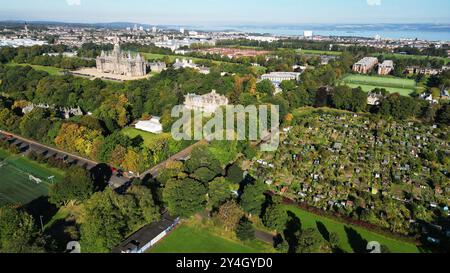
{"left": 0, "top": 0, "right": 449, "bottom": 25}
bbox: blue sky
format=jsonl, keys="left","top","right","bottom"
{"left": 0, "top": 0, "right": 449, "bottom": 25}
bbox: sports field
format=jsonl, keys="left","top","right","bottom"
{"left": 0, "top": 149, "right": 64, "bottom": 206}
{"left": 341, "top": 74, "right": 416, "bottom": 96}
{"left": 149, "top": 224, "right": 272, "bottom": 253}
{"left": 285, "top": 205, "right": 420, "bottom": 253}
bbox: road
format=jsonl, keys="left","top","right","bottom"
{"left": 140, "top": 140, "right": 207, "bottom": 179}
{"left": 0, "top": 130, "right": 98, "bottom": 166}
{"left": 255, "top": 230, "right": 275, "bottom": 245}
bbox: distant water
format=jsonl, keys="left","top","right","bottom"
{"left": 185, "top": 24, "right": 450, "bottom": 42}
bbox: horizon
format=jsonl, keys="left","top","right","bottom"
{"left": 1, "top": 0, "right": 450, "bottom": 25}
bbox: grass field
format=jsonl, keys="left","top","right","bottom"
{"left": 298, "top": 49, "right": 342, "bottom": 56}
{"left": 285, "top": 205, "right": 420, "bottom": 253}
{"left": 149, "top": 224, "right": 271, "bottom": 253}
{"left": 0, "top": 149, "right": 64, "bottom": 206}
{"left": 121, "top": 127, "right": 172, "bottom": 147}
{"left": 341, "top": 74, "right": 416, "bottom": 96}
{"left": 6, "top": 63, "right": 63, "bottom": 75}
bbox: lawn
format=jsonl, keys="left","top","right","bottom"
{"left": 148, "top": 224, "right": 271, "bottom": 253}
{"left": 285, "top": 205, "right": 420, "bottom": 253}
{"left": 341, "top": 74, "right": 417, "bottom": 96}
{"left": 0, "top": 149, "right": 65, "bottom": 206}
{"left": 121, "top": 127, "right": 172, "bottom": 147}
{"left": 6, "top": 63, "right": 63, "bottom": 75}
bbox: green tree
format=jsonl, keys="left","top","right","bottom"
{"left": 19, "top": 108, "right": 52, "bottom": 142}
{"left": 296, "top": 228, "right": 330, "bottom": 253}
{"left": 80, "top": 189, "right": 129, "bottom": 253}
{"left": 0, "top": 206, "right": 39, "bottom": 253}
{"left": 49, "top": 166, "right": 95, "bottom": 206}
{"left": 437, "top": 103, "right": 450, "bottom": 125}
{"left": 208, "top": 177, "right": 234, "bottom": 209}
{"left": 191, "top": 167, "right": 218, "bottom": 184}
{"left": 125, "top": 185, "right": 161, "bottom": 230}
{"left": 184, "top": 145, "right": 223, "bottom": 175}
{"left": 163, "top": 178, "right": 207, "bottom": 217}
{"left": 262, "top": 201, "right": 288, "bottom": 232}
{"left": 236, "top": 217, "right": 255, "bottom": 241}
{"left": 240, "top": 181, "right": 267, "bottom": 217}
{"left": 256, "top": 79, "right": 275, "bottom": 96}
{"left": 331, "top": 86, "right": 367, "bottom": 112}
{"left": 80, "top": 187, "right": 159, "bottom": 253}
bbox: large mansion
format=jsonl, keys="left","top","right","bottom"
{"left": 96, "top": 43, "right": 147, "bottom": 77}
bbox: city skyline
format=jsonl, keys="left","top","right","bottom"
{"left": 1, "top": 0, "right": 450, "bottom": 25}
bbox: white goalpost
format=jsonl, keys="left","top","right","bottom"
{"left": 28, "top": 174, "right": 42, "bottom": 184}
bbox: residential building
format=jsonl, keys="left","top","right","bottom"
{"left": 149, "top": 61, "right": 166, "bottom": 73}
{"left": 405, "top": 66, "right": 442, "bottom": 76}
{"left": 378, "top": 60, "right": 394, "bottom": 75}
{"left": 173, "top": 59, "right": 210, "bottom": 74}
{"left": 184, "top": 90, "right": 229, "bottom": 114}
{"left": 199, "top": 47, "right": 270, "bottom": 59}
{"left": 173, "top": 59, "right": 198, "bottom": 69}
{"left": 352, "top": 57, "right": 379, "bottom": 74}
{"left": 367, "top": 92, "right": 384, "bottom": 106}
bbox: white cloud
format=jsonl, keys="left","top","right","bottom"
{"left": 367, "top": 0, "right": 381, "bottom": 6}
{"left": 66, "top": 0, "right": 81, "bottom": 6}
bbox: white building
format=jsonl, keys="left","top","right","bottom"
{"left": 367, "top": 92, "right": 384, "bottom": 106}
{"left": 173, "top": 59, "right": 198, "bottom": 69}
{"left": 184, "top": 90, "right": 229, "bottom": 114}
{"left": 0, "top": 38, "right": 47, "bottom": 48}
{"left": 135, "top": 116, "right": 163, "bottom": 134}
{"left": 304, "top": 31, "right": 313, "bottom": 38}
{"left": 261, "top": 72, "right": 301, "bottom": 94}
{"left": 261, "top": 72, "right": 301, "bottom": 83}
{"left": 44, "top": 52, "right": 77, "bottom": 58}
{"left": 154, "top": 38, "right": 215, "bottom": 52}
